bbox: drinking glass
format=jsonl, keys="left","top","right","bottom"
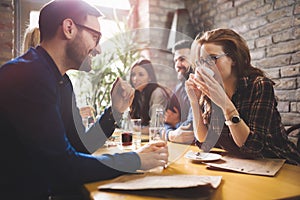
{"left": 121, "top": 131, "right": 133, "bottom": 147}
{"left": 130, "top": 119, "right": 142, "bottom": 149}
{"left": 149, "top": 126, "right": 165, "bottom": 142}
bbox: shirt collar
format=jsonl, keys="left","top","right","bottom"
{"left": 36, "top": 46, "right": 68, "bottom": 86}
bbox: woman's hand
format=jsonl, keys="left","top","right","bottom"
{"left": 193, "top": 68, "right": 228, "bottom": 110}
{"left": 185, "top": 74, "right": 202, "bottom": 103}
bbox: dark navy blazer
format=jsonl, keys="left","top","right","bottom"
{"left": 0, "top": 46, "right": 140, "bottom": 198}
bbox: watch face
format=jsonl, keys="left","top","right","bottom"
{"left": 232, "top": 115, "right": 241, "bottom": 123}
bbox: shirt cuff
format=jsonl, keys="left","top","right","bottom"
{"left": 165, "top": 130, "right": 170, "bottom": 141}
{"left": 98, "top": 106, "right": 121, "bottom": 138}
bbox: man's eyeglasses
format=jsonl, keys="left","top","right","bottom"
{"left": 197, "top": 53, "right": 227, "bottom": 66}
{"left": 74, "top": 22, "right": 102, "bottom": 46}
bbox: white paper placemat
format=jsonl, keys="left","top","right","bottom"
{"left": 206, "top": 156, "right": 285, "bottom": 176}
{"left": 98, "top": 174, "right": 222, "bottom": 190}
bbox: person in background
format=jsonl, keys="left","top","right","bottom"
{"left": 164, "top": 40, "right": 195, "bottom": 144}
{"left": 0, "top": 1, "right": 168, "bottom": 199}
{"left": 185, "top": 28, "right": 300, "bottom": 165}
{"left": 129, "top": 58, "right": 170, "bottom": 134}
{"left": 22, "top": 26, "right": 40, "bottom": 53}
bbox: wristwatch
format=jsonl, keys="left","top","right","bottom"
{"left": 225, "top": 115, "right": 241, "bottom": 126}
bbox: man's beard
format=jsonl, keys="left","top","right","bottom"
{"left": 66, "top": 34, "right": 92, "bottom": 72}
{"left": 80, "top": 56, "right": 92, "bottom": 72}
{"left": 178, "top": 65, "right": 193, "bottom": 81}
{"left": 178, "top": 73, "right": 185, "bottom": 81}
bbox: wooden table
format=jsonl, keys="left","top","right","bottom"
{"left": 84, "top": 143, "right": 300, "bottom": 200}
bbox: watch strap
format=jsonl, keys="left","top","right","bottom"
{"left": 225, "top": 120, "right": 234, "bottom": 126}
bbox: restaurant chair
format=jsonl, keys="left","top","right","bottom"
{"left": 286, "top": 123, "right": 300, "bottom": 151}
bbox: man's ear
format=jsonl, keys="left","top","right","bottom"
{"left": 61, "top": 18, "right": 75, "bottom": 40}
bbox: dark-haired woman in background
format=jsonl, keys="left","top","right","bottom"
{"left": 186, "top": 28, "right": 300, "bottom": 165}
{"left": 129, "top": 59, "right": 169, "bottom": 134}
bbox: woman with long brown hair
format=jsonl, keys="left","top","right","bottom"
{"left": 186, "top": 28, "right": 300, "bottom": 165}
{"left": 129, "top": 58, "right": 170, "bottom": 134}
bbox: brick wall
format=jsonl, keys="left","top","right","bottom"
{"left": 134, "top": 0, "right": 188, "bottom": 90}
{"left": 138, "top": 0, "right": 299, "bottom": 126}
{"left": 0, "top": 0, "right": 14, "bottom": 66}
{"left": 183, "top": 0, "right": 300, "bottom": 126}
{"left": 148, "top": 0, "right": 188, "bottom": 90}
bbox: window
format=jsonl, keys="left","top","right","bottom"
{"left": 16, "top": 0, "right": 130, "bottom": 55}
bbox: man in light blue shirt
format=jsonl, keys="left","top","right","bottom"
{"left": 165, "top": 40, "right": 195, "bottom": 144}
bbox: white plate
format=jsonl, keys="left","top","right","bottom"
{"left": 185, "top": 151, "right": 222, "bottom": 162}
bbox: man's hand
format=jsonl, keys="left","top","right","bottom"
{"left": 168, "top": 124, "right": 194, "bottom": 144}
{"left": 111, "top": 77, "right": 134, "bottom": 113}
{"left": 135, "top": 141, "right": 168, "bottom": 170}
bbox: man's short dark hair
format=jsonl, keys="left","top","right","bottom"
{"left": 39, "top": 0, "right": 103, "bottom": 42}
{"left": 172, "top": 40, "right": 193, "bottom": 53}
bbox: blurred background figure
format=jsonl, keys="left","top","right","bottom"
{"left": 22, "top": 26, "right": 40, "bottom": 53}
{"left": 164, "top": 40, "right": 195, "bottom": 144}
{"left": 129, "top": 58, "right": 170, "bottom": 134}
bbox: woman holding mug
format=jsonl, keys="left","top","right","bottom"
{"left": 186, "top": 28, "right": 300, "bottom": 165}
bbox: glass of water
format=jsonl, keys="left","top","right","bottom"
{"left": 130, "top": 119, "right": 142, "bottom": 149}
{"left": 149, "top": 126, "right": 165, "bottom": 142}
